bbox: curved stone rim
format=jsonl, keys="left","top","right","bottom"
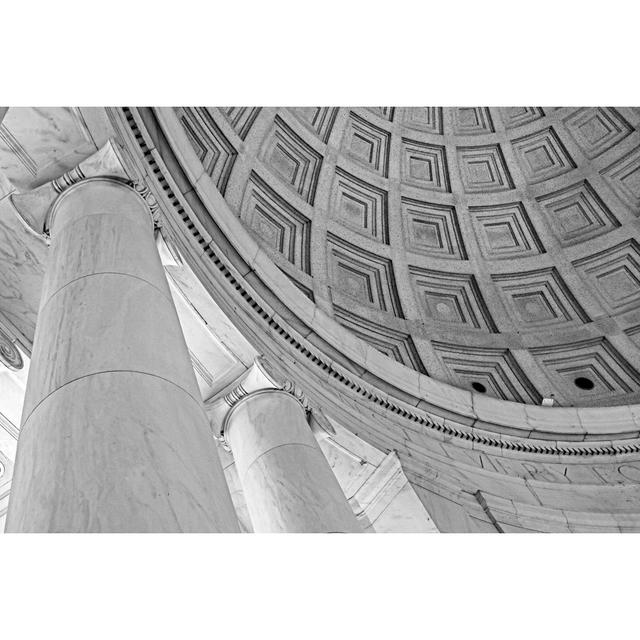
{"left": 113, "top": 106, "right": 640, "bottom": 455}
{"left": 223, "top": 387, "right": 306, "bottom": 442}
{"left": 46, "top": 176, "right": 154, "bottom": 236}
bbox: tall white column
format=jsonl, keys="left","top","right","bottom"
{"left": 6, "top": 167, "right": 239, "bottom": 532}
{"left": 210, "top": 360, "right": 361, "bottom": 533}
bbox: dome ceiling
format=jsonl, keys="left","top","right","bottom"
{"left": 174, "top": 107, "right": 640, "bottom": 407}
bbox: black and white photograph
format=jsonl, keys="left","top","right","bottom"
{"left": 4, "top": 104, "right": 640, "bottom": 534}
{"left": 2, "top": 2, "right": 638, "bottom": 638}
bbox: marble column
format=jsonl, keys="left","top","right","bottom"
{"left": 212, "top": 361, "right": 361, "bottom": 533}
{"left": 6, "top": 174, "right": 239, "bottom": 532}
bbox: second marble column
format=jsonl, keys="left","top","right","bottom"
{"left": 225, "top": 388, "right": 361, "bottom": 533}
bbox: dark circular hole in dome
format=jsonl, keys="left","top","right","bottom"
{"left": 471, "top": 382, "right": 487, "bottom": 394}
{"left": 574, "top": 376, "right": 595, "bottom": 391}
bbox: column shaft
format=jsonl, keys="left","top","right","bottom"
{"left": 226, "top": 389, "right": 360, "bottom": 533}
{"left": 6, "top": 178, "right": 239, "bottom": 532}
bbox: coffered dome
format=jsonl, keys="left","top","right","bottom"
{"left": 173, "top": 107, "right": 640, "bottom": 407}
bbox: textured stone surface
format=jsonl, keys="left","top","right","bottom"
{"left": 5, "top": 106, "right": 640, "bottom": 533}
{"left": 226, "top": 390, "right": 361, "bottom": 533}
{"left": 144, "top": 105, "right": 640, "bottom": 532}
{"left": 6, "top": 178, "right": 239, "bottom": 532}
{"left": 183, "top": 106, "right": 640, "bottom": 408}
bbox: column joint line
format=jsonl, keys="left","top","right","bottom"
{"left": 40, "top": 270, "right": 173, "bottom": 313}
{"left": 21, "top": 369, "right": 206, "bottom": 432}
{"left": 237, "top": 440, "right": 319, "bottom": 481}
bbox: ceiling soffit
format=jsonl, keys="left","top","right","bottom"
{"left": 108, "top": 106, "right": 640, "bottom": 455}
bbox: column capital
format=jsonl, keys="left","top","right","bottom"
{"left": 10, "top": 140, "right": 161, "bottom": 239}
{"left": 213, "top": 360, "right": 361, "bottom": 532}
{"left": 207, "top": 356, "right": 310, "bottom": 451}
{"left": 132, "top": 181, "right": 162, "bottom": 230}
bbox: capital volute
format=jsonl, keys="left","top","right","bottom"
{"left": 207, "top": 356, "right": 311, "bottom": 451}
{"left": 132, "top": 181, "right": 163, "bottom": 230}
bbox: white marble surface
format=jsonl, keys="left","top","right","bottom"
{"left": 216, "top": 443, "right": 253, "bottom": 533}
{"left": 168, "top": 277, "right": 247, "bottom": 400}
{"left": 0, "top": 194, "right": 48, "bottom": 344}
{"left": 23, "top": 271, "right": 199, "bottom": 419}
{"left": 0, "top": 108, "right": 96, "bottom": 191}
{"left": 227, "top": 390, "right": 361, "bottom": 532}
{"left": 166, "top": 264, "right": 257, "bottom": 373}
{"left": 0, "top": 449, "right": 12, "bottom": 532}
{"left": 10, "top": 372, "right": 237, "bottom": 532}
{"left": 317, "top": 420, "right": 438, "bottom": 533}
{"left": 7, "top": 178, "right": 239, "bottom": 532}
{"left": 369, "top": 482, "right": 439, "bottom": 533}
{"left": 0, "top": 348, "right": 28, "bottom": 458}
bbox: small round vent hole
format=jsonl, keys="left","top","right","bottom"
{"left": 574, "top": 377, "right": 595, "bottom": 391}
{"left": 471, "top": 382, "right": 487, "bottom": 393}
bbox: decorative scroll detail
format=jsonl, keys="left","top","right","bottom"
{"left": 221, "top": 375, "right": 310, "bottom": 413}
{"left": 133, "top": 181, "right": 162, "bottom": 229}
{"left": 42, "top": 177, "right": 162, "bottom": 242}
{"left": 223, "top": 383, "right": 249, "bottom": 407}
{"left": 52, "top": 166, "right": 87, "bottom": 194}
{"left": 281, "top": 379, "right": 311, "bottom": 412}
{"left": 0, "top": 328, "right": 22, "bottom": 371}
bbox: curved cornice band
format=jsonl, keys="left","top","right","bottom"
{"left": 112, "top": 107, "right": 640, "bottom": 458}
